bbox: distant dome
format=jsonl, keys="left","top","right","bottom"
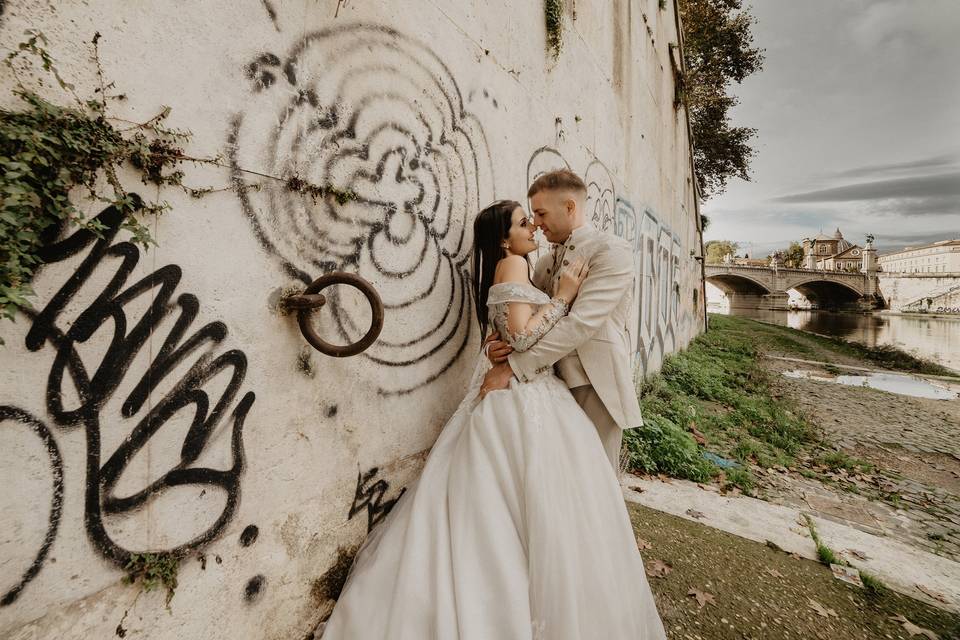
{"left": 833, "top": 228, "right": 843, "bottom": 239}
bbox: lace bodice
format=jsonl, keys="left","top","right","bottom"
{"left": 487, "top": 282, "right": 568, "bottom": 352}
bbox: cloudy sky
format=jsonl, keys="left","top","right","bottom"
{"left": 701, "top": 0, "right": 960, "bottom": 258}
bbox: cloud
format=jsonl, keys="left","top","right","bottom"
{"left": 832, "top": 154, "right": 958, "bottom": 179}
{"left": 850, "top": 0, "right": 960, "bottom": 56}
{"left": 876, "top": 229, "right": 960, "bottom": 254}
{"left": 774, "top": 172, "right": 960, "bottom": 215}
{"left": 871, "top": 195, "right": 959, "bottom": 217}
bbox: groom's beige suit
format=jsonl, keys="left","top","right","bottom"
{"left": 508, "top": 223, "right": 642, "bottom": 471}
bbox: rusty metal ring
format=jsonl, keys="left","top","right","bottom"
{"left": 294, "top": 272, "right": 384, "bottom": 358}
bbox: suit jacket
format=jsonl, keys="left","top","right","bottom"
{"left": 507, "top": 224, "right": 643, "bottom": 430}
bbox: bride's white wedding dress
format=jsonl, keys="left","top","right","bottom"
{"left": 322, "top": 282, "right": 666, "bottom": 640}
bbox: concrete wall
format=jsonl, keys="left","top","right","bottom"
{"left": 0, "top": 1, "right": 703, "bottom": 638}
{"left": 878, "top": 273, "right": 960, "bottom": 311}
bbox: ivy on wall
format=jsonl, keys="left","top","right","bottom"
{"left": 0, "top": 31, "right": 190, "bottom": 326}
{"left": 545, "top": 0, "right": 564, "bottom": 59}
{"left": 0, "top": 30, "right": 358, "bottom": 334}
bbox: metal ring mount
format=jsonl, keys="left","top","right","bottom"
{"left": 289, "top": 272, "right": 384, "bottom": 358}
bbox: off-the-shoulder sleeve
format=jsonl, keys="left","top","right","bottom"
{"left": 486, "top": 282, "right": 550, "bottom": 306}
{"left": 490, "top": 297, "right": 569, "bottom": 352}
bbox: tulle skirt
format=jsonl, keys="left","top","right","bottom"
{"left": 322, "top": 364, "right": 666, "bottom": 640}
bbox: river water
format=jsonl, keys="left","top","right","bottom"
{"left": 711, "top": 306, "right": 960, "bottom": 374}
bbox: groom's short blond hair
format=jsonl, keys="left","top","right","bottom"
{"left": 527, "top": 169, "right": 587, "bottom": 198}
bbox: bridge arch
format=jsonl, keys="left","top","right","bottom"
{"left": 704, "top": 273, "right": 772, "bottom": 296}
{"left": 784, "top": 276, "right": 865, "bottom": 297}
{"left": 785, "top": 277, "right": 865, "bottom": 310}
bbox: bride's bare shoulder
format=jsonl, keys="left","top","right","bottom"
{"left": 494, "top": 255, "right": 529, "bottom": 284}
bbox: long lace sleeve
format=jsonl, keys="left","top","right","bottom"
{"left": 499, "top": 298, "right": 568, "bottom": 352}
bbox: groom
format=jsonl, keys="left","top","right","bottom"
{"left": 481, "top": 169, "right": 642, "bottom": 472}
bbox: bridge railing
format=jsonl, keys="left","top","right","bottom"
{"left": 705, "top": 264, "right": 867, "bottom": 277}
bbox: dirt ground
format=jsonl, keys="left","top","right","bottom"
{"left": 758, "top": 354, "right": 960, "bottom": 562}
{"left": 629, "top": 502, "right": 960, "bottom": 640}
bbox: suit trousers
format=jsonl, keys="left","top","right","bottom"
{"left": 570, "top": 384, "right": 622, "bottom": 476}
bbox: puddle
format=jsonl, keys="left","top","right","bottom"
{"left": 782, "top": 369, "right": 960, "bottom": 400}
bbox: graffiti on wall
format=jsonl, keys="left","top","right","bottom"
{"left": 1, "top": 202, "right": 256, "bottom": 606}
{"left": 525, "top": 147, "right": 691, "bottom": 375}
{"left": 348, "top": 466, "right": 407, "bottom": 534}
{"left": 229, "top": 24, "right": 494, "bottom": 396}
{"left": 0, "top": 407, "right": 63, "bottom": 606}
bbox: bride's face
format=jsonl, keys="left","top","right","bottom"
{"left": 504, "top": 207, "right": 537, "bottom": 256}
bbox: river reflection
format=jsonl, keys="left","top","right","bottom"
{"left": 711, "top": 306, "right": 960, "bottom": 373}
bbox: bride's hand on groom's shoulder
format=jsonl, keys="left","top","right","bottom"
{"left": 483, "top": 332, "right": 513, "bottom": 364}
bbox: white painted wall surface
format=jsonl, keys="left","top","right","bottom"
{"left": 879, "top": 273, "right": 960, "bottom": 311}
{"left": 0, "top": 1, "right": 703, "bottom": 637}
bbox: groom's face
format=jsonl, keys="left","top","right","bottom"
{"left": 530, "top": 190, "right": 576, "bottom": 244}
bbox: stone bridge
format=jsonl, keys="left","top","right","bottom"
{"left": 705, "top": 264, "right": 883, "bottom": 310}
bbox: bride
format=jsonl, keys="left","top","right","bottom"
{"left": 322, "top": 200, "right": 666, "bottom": 639}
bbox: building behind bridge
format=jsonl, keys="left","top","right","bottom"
{"left": 878, "top": 239, "right": 960, "bottom": 274}
{"left": 802, "top": 228, "right": 865, "bottom": 271}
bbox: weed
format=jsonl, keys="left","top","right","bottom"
{"left": 859, "top": 571, "right": 887, "bottom": 596}
{"left": 817, "top": 451, "right": 873, "bottom": 474}
{"left": 723, "top": 467, "right": 755, "bottom": 494}
{"left": 803, "top": 515, "right": 888, "bottom": 594}
{"left": 123, "top": 553, "right": 179, "bottom": 606}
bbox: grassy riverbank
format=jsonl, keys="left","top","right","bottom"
{"left": 624, "top": 314, "right": 957, "bottom": 493}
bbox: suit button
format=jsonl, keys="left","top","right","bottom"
{"left": 568, "top": 245, "right": 575, "bottom": 250}
{"left": 563, "top": 259, "right": 569, "bottom": 266}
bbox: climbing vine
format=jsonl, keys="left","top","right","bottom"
{"left": 0, "top": 30, "right": 359, "bottom": 331}
{"left": 0, "top": 30, "right": 190, "bottom": 325}
{"left": 545, "top": 0, "right": 564, "bottom": 59}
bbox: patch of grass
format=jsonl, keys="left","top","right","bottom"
{"left": 722, "top": 467, "right": 755, "bottom": 493}
{"left": 817, "top": 450, "right": 874, "bottom": 474}
{"left": 630, "top": 314, "right": 818, "bottom": 483}
{"left": 623, "top": 415, "right": 714, "bottom": 482}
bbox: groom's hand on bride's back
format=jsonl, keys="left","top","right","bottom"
{"left": 483, "top": 332, "right": 513, "bottom": 364}
{"left": 479, "top": 362, "right": 514, "bottom": 399}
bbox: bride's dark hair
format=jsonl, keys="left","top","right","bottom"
{"left": 471, "top": 199, "right": 524, "bottom": 338}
